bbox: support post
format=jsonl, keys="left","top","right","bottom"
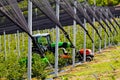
{"left": 92, "top": 0, "right": 96, "bottom": 55}
{"left": 15, "top": 34, "right": 17, "bottom": 53}
{"left": 106, "top": 9, "right": 110, "bottom": 47}
{"left": 52, "top": 28, "right": 55, "bottom": 42}
{"left": 4, "top": 31, "right": 6, "bottom": 60}
{"left": 0, "top": 35, "right": 1, "bottom": 52}
{"left": 55, "top": 0, "right": 60, "bottom": 77}
{"left": 64, "top": 29, "right": 66, "bottom": 41}
{"left": 28, "top": 0, "right": 32, "bottom": 80}
{"left": 8, "top": 35, "right": 10, "bottom": 53}
{"left": 22, "top": 33, "right": 25, "bottom": 47}
{"left": 99, "top": 24, "right": 102, "bottom": 53}
{"left": 72, "top": 0, "right": 77, "bottom": 67}
{"left": 83, "top": 8, "right": 86, "bottom": 62}
{"left": 69, "top": 26, "right": 70, "bottom": 36}
{"left": 17, "top": 30, "right": 20, "bottom": 57}
{"left": 104, "top": 9, "right": 107, "bottom": 48}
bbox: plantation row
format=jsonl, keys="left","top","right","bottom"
{"left": 0, "top": 19, "right": 120, "bottom": 79}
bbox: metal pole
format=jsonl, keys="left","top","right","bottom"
{"left": 8, "top": 35, "right": 10, "bottom": 53}
{"left": 83, "top": 8, "right": 86, "bottom": 62}
{"left": 118, "top": 16, "right": 120, "bottom": 45}
{"left": 0, "top": 35, "right": 1, "bottom": 52}
{"left": 55, "top": 0, "right": 60, "bottom": 77}
{"left": 22, "top": 33, "right": 25, "bottom": 47}
{"left": 64, "top": 35, "right": 66, "bottom": 41}
{"left": 113, "top": 17, "right": 117, "bottom": 38}
{"left": 99, "top": 24, "right": 102, "bottom": 53}
{"left": 69, "top": 26, "right": 70, "bottom": 36}
{"left": 104, "top": 9, "right": 107, "bottom": 48}
{"left": 4, "top": 31, "right": 6, "bottom": 60}
{"left": 112, "top": 16, "right": 116, "bottom": 45}
{"left": 72, "top": 0, "right": 77, "bottom": 67}
{"left": 92, "top": 0, "right": 96, "bottom": 55}
{"left": 28, "top": 0, "right": 32, "bottom": 80}
{"left": 37, "top": 30, "right": 40, "bottom": 33}
{"left": 52, "top": 28, "right": 55, "bottom": 42}
{"left": 106, "top": 9, "right": 110, "bottom": 47}
{"left": 17, "top": 30, "right": 20, "bottom": 57}
{"left": 15, "top": 34, "right": 17, "bottom": 52}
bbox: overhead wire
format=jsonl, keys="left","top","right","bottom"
{"left": 105, "top": 8, "right": 120, "bottom": 29}
{"left": 69, "top": 0, "right": 102, "bottom": 39}
{"left": 83, "top": 3, "right": 110, "bottom": 37}
{"left": 99, "top": 8, "right": 118, "bottom": 34}
{"left": 94, "top": 7, "right": 114, "bottom": 35}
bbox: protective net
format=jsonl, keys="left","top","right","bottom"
{"left": 31, "top": 0, "right": 74, "bottom": 47}
{"left": 83, "top": 3, "right": 109, "bottom": 37}
{"left": 0, "top": 1, "right": 119, "bottom": 35}
{"left": 68, "top": 0, "right": 102, "bottom": 39}
{"left": 99, "top": 8, "right": 118, "bottom": 34}
{"left": 0, "top": 0, "right": 49, "bottom": 58}
{"left": 106, "top": 8, "right": 120, "bottom": 29}
{"left": 0, "top": 0, "right": 30, "bottom": 35}
{"left": 95, "top": 7, "right": 114, "bottom": 35}
{"left": 60, "top": 0, "right": 93, "bottom": 42}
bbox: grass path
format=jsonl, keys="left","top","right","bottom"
{"left": 53, "top": 46, "right": 120, "bottom": 80}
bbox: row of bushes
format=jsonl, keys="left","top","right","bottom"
{"left": 0, "top": 21, "right": 120, "bottom": 79}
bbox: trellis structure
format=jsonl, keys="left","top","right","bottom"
{"left": 0, "top": 0, "right": 120, "bottom": 80}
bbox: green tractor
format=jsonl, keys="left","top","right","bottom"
{"left": 32, "top": 33, "right": 71, "bottom": 55}
{"left": 32, "top": 33, "right": 94, "bottom": 61}
{"left": 19, "top": 33, "right": 73, "bottom": 67}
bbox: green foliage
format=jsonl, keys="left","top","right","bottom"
{"left": 32, "top": 54, "right": 48, "bottom": 79}
{"left": 0, "top": 18, "right": 120, "bottom": 79}
{"left": 87, "top": 0, "right": 120, "bottom": 6}
{"left": 59, "top": 46, "right": 120, "bottom": 80}
{"left": 0, "top": 53, "right": 27, "bottom": 79}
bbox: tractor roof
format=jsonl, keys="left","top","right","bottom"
{"left": 33, "top": 33, "right": 50, "bottom": 37}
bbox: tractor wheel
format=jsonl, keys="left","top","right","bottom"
{"left": 86, "top": 56, "right": 92, "bottom": 62}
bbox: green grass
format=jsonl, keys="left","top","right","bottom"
{"left": 55, "top": 46, "right": 120, "bottom": 80}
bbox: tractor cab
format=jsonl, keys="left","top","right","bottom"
{"left": 32, "top": 33, "right": 52, "bottom": 53}
{"left": 33, "top": 33, "right": 51, "bottom": 46}
{"left": 32, "top": 33, "right": 72, "bottom": 53}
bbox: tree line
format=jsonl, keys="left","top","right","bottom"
{"left": 79, "top": 0, "right": 120, "bottom": 6}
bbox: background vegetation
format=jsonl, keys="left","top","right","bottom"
{"left": 0, "top": 18, "right": 120, "bottom": 79}
{"left": 79, "top": 0, "right": 120, "bottom": 6}
{"left": 0, "top": 1, "right": 120, "bottom": 79}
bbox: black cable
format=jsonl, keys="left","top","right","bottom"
{"left": 95, "top": 8, "right": 114, "bottom": 36}
{"left": 99, "top": 8, "right": 118, "bottom": 34}
{"left": 83, "top": 4, "right": 110, "bottom": 37}
{"left": 106, "top": 8, "right": 120, "bottom": 29}
{"left": 31, "top": 0, "right": 75, "bottom": 48}
{"left": 60, "top": 0, "right": 94, "bottom": 43}
{"left": 76, "top": 2, "right": 102, "bottom": 40}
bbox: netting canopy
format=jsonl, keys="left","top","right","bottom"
{"left": 0, "top": 0, "right": 30, "bottom": 36}
{"left": 82, "top": 3, "right": 109, "bottom": 37}
{"left": 30, "top": 0, "right": 74, "bottom": 47}
{"left": 60, "top": 0, "right": 93, "bottom": 42}
{"left": 95, "top": 7, "right": 114, "bottom": 35}
{"left": 68, "top": 0, "right": 103, "bottom": 39}
{"left": 0, "top": 0, "right": 119, "bottom": 36}
{"left": 99, "top": 8, "right": 118, "bottom": 34}
{"left": 107, "top": 8, "right": 120, "bottom": 29}
{"left": 0, "top": 0, "right": 49, "bottom": 57}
